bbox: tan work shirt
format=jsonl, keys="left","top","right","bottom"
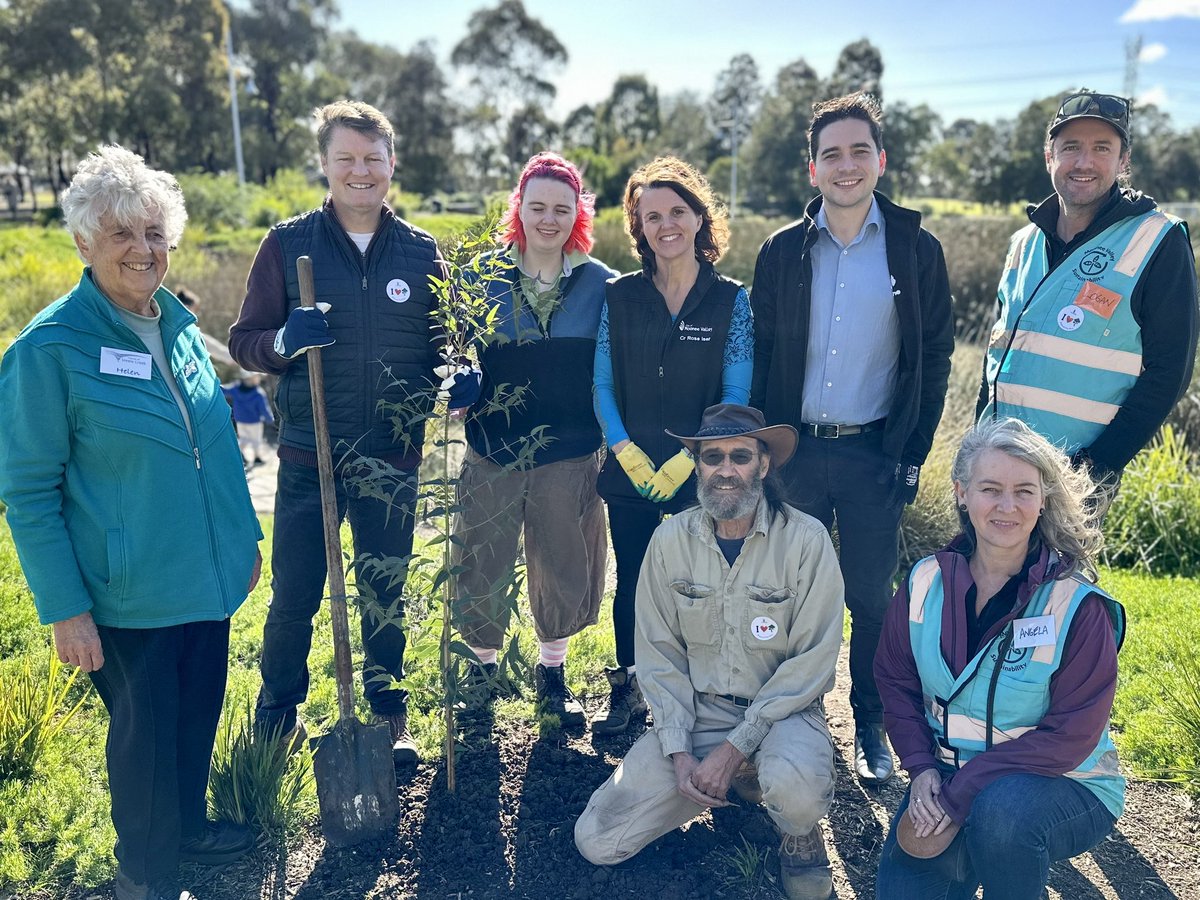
{"left": 634, "top": 499, "right": 845, "bottom": 758}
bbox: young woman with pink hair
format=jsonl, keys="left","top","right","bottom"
{"left": 450, "top": 152, "right": 617, "bottom": 727}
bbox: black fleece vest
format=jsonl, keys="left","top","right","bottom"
{"left": 597, "top": 264, "right": 737, "bottom": 505}
{"left": 273, "top": 207, "right": 441, "bottom": 462}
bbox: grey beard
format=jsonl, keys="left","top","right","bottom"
{"left": 698, "top": 471, "right": 764, "bottom": 521}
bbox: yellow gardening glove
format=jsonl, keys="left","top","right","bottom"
{"left": 616, "top": 443, "right": 656, "bottom": 497}
{"left": 646, "top": 450, "right": 695, "bottom": 503}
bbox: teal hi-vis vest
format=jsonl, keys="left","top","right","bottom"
{"left": 982, "top": 210, "right": 1183, "bottom": 453}
{"left": 905, "top": 556, "right": 1127, "bottom": 818}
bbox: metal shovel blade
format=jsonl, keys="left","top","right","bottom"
{"left": 311, "top": 717, "right": 400, "bottom": 848}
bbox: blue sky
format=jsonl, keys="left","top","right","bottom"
{"left": 335, "top": 0, "right": 1200, "bottom": 127}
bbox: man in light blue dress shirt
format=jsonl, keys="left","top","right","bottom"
{"left": 751, "top": 92, "right": 954, "bottom": 786}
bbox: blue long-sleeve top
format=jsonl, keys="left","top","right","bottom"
{"left": 593, "top": 286, "right": 753, "bottom": 446}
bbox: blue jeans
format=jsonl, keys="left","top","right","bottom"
{"left": 256, "top": 459, "right": 417, "bottom": 732}
{"left": 877, "top": 773, "right": 1116, "bottom": 900}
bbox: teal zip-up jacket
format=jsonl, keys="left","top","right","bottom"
{"left": 0, "top": 270, "right": 262, "bottom": 628}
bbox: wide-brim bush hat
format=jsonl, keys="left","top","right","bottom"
{"left": 665, "top": 403, "right": 798, "bottom": 467}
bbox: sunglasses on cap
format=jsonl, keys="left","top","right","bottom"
{"left": 1050, "top": 91, "right": 1130, "bottom": 140}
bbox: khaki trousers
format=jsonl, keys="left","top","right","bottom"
{"left": 452, "top": 449, "right": 607, "bottom": 647}
{"left": 575, "top": 696, "right": 835, "bottom": 865}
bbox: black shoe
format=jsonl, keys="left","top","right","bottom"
{"left": 375, "top": 712, "right": 420, "bottom": 766}
{"left": 534, "top": 663, "right": 585, "bottom": 728}
{"left": 854, "top": 723, "right": 895, "bottom": 784}
{"left": 114, "top": 869, "right": 198, "bottom": 900}
{"left": 178, "top": 819, "right": 255, "bottom": 865}
{"left": 591, "top": 666, "right": 647, "bottom": 735}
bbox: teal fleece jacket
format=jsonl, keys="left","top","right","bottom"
{"left": 0, "top": 270, "right": 262, "bottom": 628}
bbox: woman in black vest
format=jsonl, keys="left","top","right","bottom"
{"left": 592, "top": 156, "right": 753, "bottom": 734}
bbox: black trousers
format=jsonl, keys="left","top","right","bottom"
{"left": 783, "top": 430, "right": 902, "bottom": 727}
{"left": 606, "top": 499, "right": 666, "bottom": 668}
{"left": 89, "top": 619, "right": 230, "bottom": 883}
{"left": 257, "top": 459, "right": 416, "bottom": 734}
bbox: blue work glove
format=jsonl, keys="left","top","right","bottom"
{"left": 273, "top": 303, "right": 333, "bottom": 359}
{"left": 435, "top": 363, "right": 482, "bottom": 408}
{"left": 889, "top": 463, "right": 920, "bottom": 508}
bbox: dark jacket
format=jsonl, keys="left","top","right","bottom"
{"left": 976, "top": 186, "right": 1198, "bottom": 476}
{"left": 597, "top": 263, "right": 740, "bottom": 507}
{"left": 229, "top": 199, "right": 443, "bottom": 468}
{"left": 750, "top": 192, "right": 954, "bottom": 472}
{"left": 466, "top": 251, "right": 615, "bottom": 466}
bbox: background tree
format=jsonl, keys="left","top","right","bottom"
{"left": 879, "top": 101, "right": 940, "bottom": 199}
{"left": 821, "top": 38, "right": 883, "bottom": 103}
{"left": 741, "top": 57, "right": 820, "bottom": 215}
{"left": 451, "top": 0, "right": 567, "bottom": 186}
{"left": 708, "top": 53, "right": 761, "bottom": 211}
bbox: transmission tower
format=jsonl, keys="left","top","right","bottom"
{"left": 1124, "top": 34, "right": 1143, "bottom": 101}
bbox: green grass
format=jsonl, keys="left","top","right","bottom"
{"left": 1103, "top": 566, "right": 1200, "bottom": 781}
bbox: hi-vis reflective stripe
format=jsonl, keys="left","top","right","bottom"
{"left": 1031, "top": 577, "right": 1080, "bottom": 664}
{"left": 1006, "top": 329, "right": 1143, "bottom": 377}
{"left": 945, "top": 713, "right": 1036, "bottom": 745}
{"left": 995, "top": 383, "right": 1120, "bottom": 426}
{"left": 1006, "top": 229, "right": 1032, "bottom": 272}
{"left": 908, "top": 557, "right": 941, "bottom": 624}
{"left": 1072, "top": 749, "right": 1121, "bottom": 778}
{"left": 1115, "top": 213, "right": 1172, "bottom": 277}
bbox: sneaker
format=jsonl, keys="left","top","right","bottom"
{"left": 375, "top": 712, "right": 420, "bottom": 766}
{"left": 114, "top": 869, "right": 198, "bottom": 900}
{"left": 179, "top": 819, "right": 256, "bottom": 865}
{"left": 778, "top": 823, "right": 833, "bottom": 900}
{"left": 591, "top": 666, "right": 647, "bottom": 735}
{"left": 854, "top": 723, "right": 895, "bottom": 784}
{"left": 534, "top": 663, "right": 585, "bottom": 729}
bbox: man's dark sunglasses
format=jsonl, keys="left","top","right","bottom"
{"left": 698, "top": 449, "right": 758, "bottom": 466}
{"left": 1057, "top": 92, "right": 1130, "bottom": 125}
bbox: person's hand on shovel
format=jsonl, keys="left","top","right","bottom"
{"left": 274, "top": 303, "right": 333, "bottom": 359}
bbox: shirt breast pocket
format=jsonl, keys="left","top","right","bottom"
{"left": 742, "top": 585, "right": 793, "bottom": 653}
{"left": 671, "top": 580, "right": 720, "bottom": 647}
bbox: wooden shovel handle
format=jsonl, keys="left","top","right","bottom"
{"left": 297, "top": 256, "right": 356, "bottom": 723}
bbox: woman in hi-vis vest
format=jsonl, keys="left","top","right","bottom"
{"left": 591, "top": 157, "right": 753, "bottom": 735}
{"left": 874, "top": 417, "right": 1124, "bottom": 899}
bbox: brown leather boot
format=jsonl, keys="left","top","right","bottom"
{"left": 376, "top": 712, "right": 419, "bottom": 766}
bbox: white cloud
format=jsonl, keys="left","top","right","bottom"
{"left": 1139, "top": 42, "right": 1169, "bottom": 63}
{"left": 1120, "top": 0, "right": 1200, "bottom": 22}
{"left": 1137, "top": 85, "right": 1169, "bottom": 108}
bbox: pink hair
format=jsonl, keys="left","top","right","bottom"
{"left": 499, "top": 151, "right": 595, "bottom": 255}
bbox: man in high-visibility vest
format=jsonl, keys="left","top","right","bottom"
{"left": 979, "top": 89, "right": 1198, "bottom": 501}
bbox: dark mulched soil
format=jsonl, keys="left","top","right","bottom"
{"left": 75, "top": 648, "right": 1198, "bottom": 900}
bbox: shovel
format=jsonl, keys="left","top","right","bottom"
{"left": 297, "top": 255, "right": 400, "bottom": 847}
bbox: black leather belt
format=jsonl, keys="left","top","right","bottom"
{"left": 715, "top": 693, "right": 752, "bottom": 708}
{"left": 799, "top": 418, "right": 886, "bottom": 439}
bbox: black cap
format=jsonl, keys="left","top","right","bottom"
{"left": 1047, "top": 89, "right": 1131, "bottom": 145}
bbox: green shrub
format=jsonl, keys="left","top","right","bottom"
{"left": 0, "top": 651, "right": 89, "bottom": 784}
{"left": 207, "top": 694, "right": 315, "bottom": 838}
{"left": 924, "top": 215, "right": 1024, "bottom": 341}
{"left": 1105, "top": 426, "right": 1200, "bottom": 575}
{"left": 246, "top": 169, "right": 324, "bottom": 229}
{"left": 177, "top": 172, "right": 256, "bottom": 231}
{"left": 0, "top": 227, "right": 82, "bottom": 342}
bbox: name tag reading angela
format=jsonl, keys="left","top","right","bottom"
{"left": 100, "top": 347, "right": 152, "bottom": 380}
{"left": 1012, "top": 614, "right": 1057, "bottom": 649}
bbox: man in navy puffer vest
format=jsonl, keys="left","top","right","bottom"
{"left": 230, "top": 101, "right": 446, "bottom": 765}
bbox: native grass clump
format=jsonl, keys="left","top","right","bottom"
{"left": 207, "top": 694, "right": 316, "bottom": 838}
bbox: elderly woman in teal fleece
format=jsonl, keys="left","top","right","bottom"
{"left": 0, "top": 146, "right": 262, "bottom": 900}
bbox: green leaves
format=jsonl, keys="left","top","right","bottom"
{"left": 0, "top": 650, "right": 87, "bottom": 784}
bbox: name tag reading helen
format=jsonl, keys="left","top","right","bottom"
{"left": 1012, "top": 614, "right": 1057, "bottom": 650}
{"left": 100, "top": 347, "right": 152, "bottom": 380}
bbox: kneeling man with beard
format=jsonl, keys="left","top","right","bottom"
{"left": 575, "top": 404, "right": 845, "bottom": 900}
